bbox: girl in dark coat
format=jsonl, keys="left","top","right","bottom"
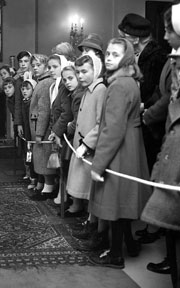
{"left": 29, "top": 54, "right": 55, "bottom": 200}
{"left": 88, "top": 38, "right": 151, "bottom": 268}
{"left": 53, "top": 65, "right": 83, "bottom": 205}
{"left": 20, "top": 79, "right": 37, "bottom": 188}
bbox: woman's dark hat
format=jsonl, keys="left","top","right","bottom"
{"left": 118, "top": 13, "right": 151, "bottom": 37}
{"left": 78, "top": 33, "right": 103, "bottom": 52}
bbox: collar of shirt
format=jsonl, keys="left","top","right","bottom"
{"left": 87, "top": 77, "right": 103, "bottom": 93}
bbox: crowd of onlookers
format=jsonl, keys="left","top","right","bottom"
{"left": 0, "top": 2, "right": 180, "bottom": 287}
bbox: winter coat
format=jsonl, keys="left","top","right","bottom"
{"left": 138, "top": 40, "right": 167, "bottom": 108}
{"left": 51, "top": 82, "right": 73, "bottom": 138}
{"left": 14, "top": 77, "right": 23, "bottom": 125}
{"left": 66, "top": 78, "right": 106, "bottom": 200}
{"left": 89, "top": 71, "right": 152, "bottom": 221}
{"left": 29, "top": 74, "right": 55, "bottom": 175}
{"left": 50, "top": 82, "right": 73, "bottom": 161}
{"left": 141, "top": 96, "right": 180, "bottom": 231}
{"left": 139, "top": 41, "right": 167, "bottom": 172}
{"left": 143, "top": 59, "right": 172, "bottom": 138}
{"left": 7, "top": 94, "right": 15, "bottom": 121}
{"left": 21, "top": 99, "right": 31, "bottom": 141}
{"left": 67, "top": 86, "right": 84, "bottom": 138}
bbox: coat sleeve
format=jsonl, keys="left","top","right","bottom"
{"left": 14, "top": 79, "right": 23, "bottom": 125}
{"left": 92, "top": 83, "right": 130, "bottom": 175}
{"left": 52, "top": 91, "right": 73, "bottom": 138}
{"left": 67, "top": 91, "right": 83, "bottom": 137}
{"left": 35, "top": 82, "right": 51, "bottom": 138}
{"left": 83, "top": 85, "right": 106, "bottom": 150}
{"left": 144, "top": 91, "right": 170, "bottom": 125}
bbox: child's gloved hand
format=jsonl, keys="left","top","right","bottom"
{"left": 17, "top": 125, "right": 24, "bottom": 137}
{"left": 54, "top": 134, "right": 62, "bottom": 148}
{"left": 91, "top": 170, "right": 104, "bottom": 182}
{"left": 48, "top": 132, "right": 56, "bottom": 141}
{"left": 76, "top": 144, "right": 87, "bottom": 158}
{"left": 35, "top": 136, "right": 42, "bottom": 144}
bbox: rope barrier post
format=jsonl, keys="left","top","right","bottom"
{"left": 60, "top": 165, "right": 65, "bottom": 218}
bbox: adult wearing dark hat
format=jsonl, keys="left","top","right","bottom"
{"left": 141, "top": 4, "right": 180, "bottom": 287}
{"left": 78, "top": 33, "right": 103, "bottom": 54}
{"left": 118, "top": 13, "right": 167, "bottom": 173}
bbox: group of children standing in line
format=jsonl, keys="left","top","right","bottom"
{"left": 0, "top": 3, "right": 180, "bottom": 286}
{"left": 0, "top": 33, "right": 151, "bottom": 269}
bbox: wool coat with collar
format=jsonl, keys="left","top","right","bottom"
{"left": 141, "top": 95, "right": 180, "bottom": 231}
{"left": 29, "top": 74, "right": 55, "bottom": 175}
{"left": 50, "top": 81, "right": 73, "bottom": 162}
{"left": 89, "top": 70, "right": 152, "bottom": 221}
{"left": 66, "top": 78, "right": 106, "bottom": 200}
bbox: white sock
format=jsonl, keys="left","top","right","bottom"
{"left": 54, "top": 189, "right": 67, "bottom": 204}
{"left": 41, "top": 184, "right": 54, "bottom": 193}
{"left": 36, "top": 182, "right": 44, "bottom": 190}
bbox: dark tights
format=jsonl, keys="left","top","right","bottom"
{"left": 166, "top": 230, "right": 180, "bottom": 288}
{"left": 110, "top": 218, "right": 134, "bottom": 257}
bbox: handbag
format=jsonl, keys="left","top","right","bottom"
{"left": 26, "top": 142, "right": 33, "bottom": 165}
{"left": 47, "top": 143, "right": 61, "bottom": 169}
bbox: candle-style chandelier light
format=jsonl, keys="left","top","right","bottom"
{"left": 69, "top": 15, "right": 85, "bottom": 50}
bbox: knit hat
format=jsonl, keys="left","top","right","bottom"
{"left": 78, "top": 33, "right": 103, "bottom": 52}
{"left": 23, "top": 79, "right": 37, "bottom": 89}
{"left": 118, "top": 13, "right": 151, "bottom": 37}
{"left": 172, "top": 3, "right": 180, "bottom": 37}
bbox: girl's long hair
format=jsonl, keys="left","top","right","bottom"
{"left": 106, "top": 38, "right": 142, "bottom": 81}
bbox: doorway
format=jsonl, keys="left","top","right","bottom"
{"left": 145, "top": 1, "right": 172, "bottom": 53}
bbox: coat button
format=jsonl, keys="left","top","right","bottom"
{"left": 164, "top": 154, "right": 169, "bottom": 160}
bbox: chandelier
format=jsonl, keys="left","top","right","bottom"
{"left": 69, "top": 15, "right": 84, "bottom": 50}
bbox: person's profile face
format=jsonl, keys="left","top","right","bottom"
{"left": 164, "top": 22, "right": 180, "bottom": 50}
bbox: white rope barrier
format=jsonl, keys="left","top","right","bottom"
{"left": 63, "top": 133, "right": 180, "bottom": 192}
{"left": 19, "top": 136, "right": 53, "bottom": 144}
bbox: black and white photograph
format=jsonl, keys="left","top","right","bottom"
{"left": 0, "top": 0, "right": 179, "bottom": 287}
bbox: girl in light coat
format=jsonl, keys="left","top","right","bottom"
{"left": 66, "top": 53, "right": 106, "bottom": 217}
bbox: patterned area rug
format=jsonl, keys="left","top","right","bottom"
{"left": 0, "top": 182, "right": 88, "bottom": 269}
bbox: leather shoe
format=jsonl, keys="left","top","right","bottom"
{"left": 72, "top": 222, "right": 97, "bottom": 240}
{"left": 30, "top": 191, "right": 57, "bottom": 201}
{"left": 76, "top": 230, "right": 109, "bottom": 252}
{"left": 147, "top": 258, "right": 171, "bottom": 274}
{"left": 58, "top": 210, "right": 85, "bottom": 218}
{"left": 126, "top": 240, "right": 141, "bottom": 257}
{"left": 135, "top": 226, "right": 148, "bottom": 237}
{"left": 138, "top": 231, "right": 160, "bottom": 244}
{"left": 88, "top": 251, "right": 125, "bottom": 269}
